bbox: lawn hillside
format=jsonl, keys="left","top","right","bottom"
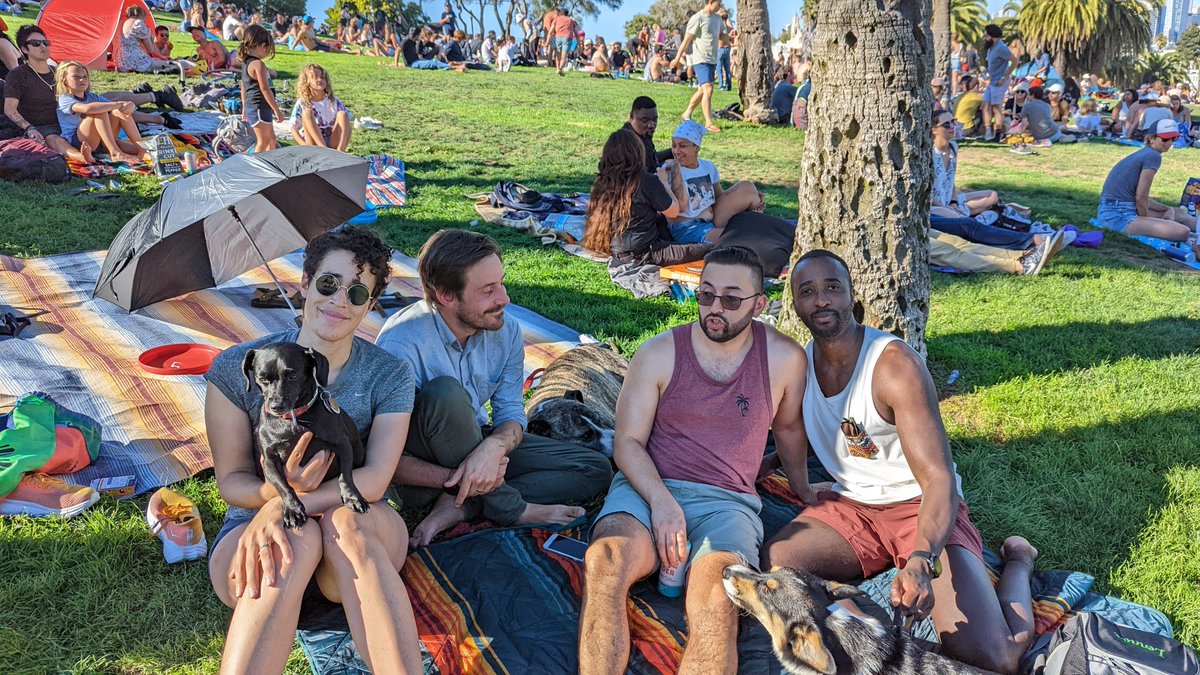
{"left": 1, "top": 13, "right": 1200, "bottom": 674}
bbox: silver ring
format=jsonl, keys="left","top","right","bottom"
{"left": 259, "top": 543, "right": 271, "bottom": 550}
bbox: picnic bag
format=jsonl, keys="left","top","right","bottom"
{"left": 212, "top": 114, "right": 255, "bottom": 159}
{"left": 1027, "top": 613, "right": 1199, "bottom": 675}
{"left": 0, "top": 138, "right": 69, "bottom": 183}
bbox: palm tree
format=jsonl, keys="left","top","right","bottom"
{"left": 1017, "top": 0, "right": 1159, "bottom": 77}
{"left": 1138, "top": 50, "right": 1187, "bottom": 84}
{"left": 950, "top": 0, "right": 988, "bottom": 46}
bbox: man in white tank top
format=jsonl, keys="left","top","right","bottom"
{"left": 760, "top": 250, "right": 1039, "bottom": 675}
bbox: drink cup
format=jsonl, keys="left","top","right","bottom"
{"left": 182, "top": 152, "right": 197, "bottom": 173}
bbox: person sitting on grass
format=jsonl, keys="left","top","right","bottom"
{"left": 187, "top": 22, "right": 238, "bottom": 71}
{"left": 952, "top": 75, "right": 983, "bottom": 137}
{"left": 375, "top": 229, "right": 612, "bottom": 548}
{"left": 153, "top": 25, "right": 174, "bottom": 60}
{"left": 205, "top": 226, "right": 424, "bottom": 675}
{"left": 583, "top": 128, "right": 710, "bottom": 266}
{"left": 646, "top": 44, "right": 674, "bottom": 83}
{"left": 1097, "top": 119, "right": 1197, "bottom": 248}
{"left": 290, "top": 63, "right": 352, "bottom": 152}
{"left": 931, "top": 110, "right": 999, "bottom": 217}
{"left": 394, "top": 26, "right": 464, "bottom": 71}
{"left": 664, "top": 120, "right": 765, "bottom": 244}
{"left": 1109, "top": 88, "right": 1136, "bottom": 136}
{"left": 610, "top": 41, "right": 631, "bottom": 78}
{"left": 117, "top": 5, "right": 193, "bottom": 74}
{"left": 1070, "top": 97, "right": 1105, "bottom": 135}
{"left": 240, "top": 25, "right": 283, "bottom": 154}
{"left": 55, "top": 61, "right": 149, "bottom": 165}
{"left": 1012, "top": 86, "right": 1075, "bottom": 145}
{"left": 589, "top": 36, "right": 611, "bottom": 77}
{"left": 764, "top": 250, "right": 1041, "bottom": 675}
{"left": 1046, "top": 82, "right": 1071, "bottom": 128}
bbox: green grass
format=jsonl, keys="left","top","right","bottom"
{"left": 2, "top": 12, "right": 1200, "bottom": 673}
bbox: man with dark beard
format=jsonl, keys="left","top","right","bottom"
{"left": 622, "top": 96, "right": 672, "bottom": 170}
{"left": 760, "top": 250, "right": 1040, "bottom": 675}
{"left": 579, "top": 246, "right": 807, "bottom": 674}
{"left": 376, "top": 229, "right": 612, "bottom": 546}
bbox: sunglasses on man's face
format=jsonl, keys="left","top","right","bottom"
{"left": 695, "top": 290, "right": 760, "bottom": 311}
{"left": 313, "top": 273, "right": 373, "bottom": 306}
{"left": 25, "top": 39, "right": 51, "bottom": 47}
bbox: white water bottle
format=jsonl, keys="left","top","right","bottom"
{"left": 657, "top": 542, "right": 691, "bottom": 598}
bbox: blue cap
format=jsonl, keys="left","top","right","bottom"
{"left": 303, "top": 15, "right": 314, "bottom": 23}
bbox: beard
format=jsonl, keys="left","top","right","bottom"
{"left": 699, "top": 310, "right": 754, "bottom": 343}
{"left": 456, "top": 303, "right": 506, "bottom": 332}
{"left": 805, "top": 308, "right": 849, "bottom": 339}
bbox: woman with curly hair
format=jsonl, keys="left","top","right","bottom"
{"left": 583, "top": 128, "right": 710, "bottom": 266}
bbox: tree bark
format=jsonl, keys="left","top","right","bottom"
{"left": 778, "top": 0, "right": 933, "bottom": 355}
{"left": 735, "top": 0, "right": 774, "bottom": 123}
{"left": 932, "top": 0, "right": 951, "bottom": 86}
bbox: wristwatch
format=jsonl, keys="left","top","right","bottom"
{"left": 908, "top": 550, "right": 942, "bottom": 579}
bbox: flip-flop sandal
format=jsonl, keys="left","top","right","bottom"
{"left": 251, "top": 288, "right": 304, "bottom": 309}
{"left": 705, "top": 124, "right": 721, "bottom": 133}
{"left": 0, "top": 312, "right": 31, "bottom": 338}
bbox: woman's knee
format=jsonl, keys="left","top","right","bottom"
{"left": 319, "top": 506, "right": 381, "bottom": 567}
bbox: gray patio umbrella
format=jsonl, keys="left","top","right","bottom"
{"left": 94, "top": 145, "right": 369, "bottom": 312}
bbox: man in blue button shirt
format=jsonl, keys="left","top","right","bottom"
{"left": 376, "top": 229, "right": 613, "bottom": 546}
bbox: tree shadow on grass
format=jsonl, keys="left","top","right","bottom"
{"left": 928, "top": 316, "right": 1200, "bottom": 392}
{"left": 951, "top": 407, "right": 1200, "bottom": 608}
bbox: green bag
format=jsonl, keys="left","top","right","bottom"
{"left": 0, "top": 395, "right": 58, "bottom": 499}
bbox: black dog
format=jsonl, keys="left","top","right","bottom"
{"left": 242, "top": 342, "right": 367, "bottom": 529}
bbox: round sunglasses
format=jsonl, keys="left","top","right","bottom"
{"left": 695, "top": 290, "right": 760, "bottom": 311}
{"left": 313, "top": 273, "right": 373, "bottom": 306}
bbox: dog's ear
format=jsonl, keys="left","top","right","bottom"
{"left": 824, "top": 580, "right": 869, "bottom": 603}
{"left": 563, "top": 389, "right": 584, "bottom": 402}
{"left": 786, "top": 621, "right": 836, "bottom": 675}
{"left": 242, "top": 350, "right": 257, "bottom": 392}
{"left": 526, "top": 418, "right": 552, "bottom": 437}
{"left": 305, "top": 348, "right": 331, "bottom": 387}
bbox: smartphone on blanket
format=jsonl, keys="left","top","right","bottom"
{"left": 543, "top": 533, "right": 588, "bottom": 562}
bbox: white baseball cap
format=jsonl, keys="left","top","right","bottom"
{"left": 1152, "top": 118, "right": 1180, "bottom": 139}
{"left": 1047, "top": 83, "right": 1063, "bottom": 93}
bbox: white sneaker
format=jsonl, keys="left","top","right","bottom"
{"left": 975, "top": 210, "right": 1000, "bottom": 226}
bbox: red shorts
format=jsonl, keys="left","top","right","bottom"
{"left": 801, "top": 492, "right": 984, "bottom": 578}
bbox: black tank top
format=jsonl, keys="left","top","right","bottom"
{"left": 241, "top": 55, "right": 265, "bottom": 110}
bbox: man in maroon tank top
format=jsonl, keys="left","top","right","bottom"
{"left": 578, "top": 247, "right": 809, "bottom": 674}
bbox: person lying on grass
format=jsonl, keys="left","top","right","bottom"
{"left": 290, "top": 63, "right": 352, "bottom": 152}
{"left": 205, "top": 226, "right": 423, "bottom": 675}
{"left": 663, "top": 120, "right": 764, "bottom": 245}
{"left": 583, "top": 128, "right": 710, "bottom": 267}
{"left": 55, "top": 61, "right": 149, "bottom": 165}
{"left": 1097, "top": 118, "right": 1198, "bottom": 249}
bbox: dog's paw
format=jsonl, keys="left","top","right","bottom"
{"left": 281, "top": 504, "right": 308, "bottom": 529}
{"left": 342, "top": 489, "right": 369, "bottom": 514}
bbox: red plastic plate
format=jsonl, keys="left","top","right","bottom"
{"left": 138, "top": 344, "right": 222, "bottom": 375}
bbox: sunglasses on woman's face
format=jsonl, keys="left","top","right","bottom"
{"left": 937, "top": 121, "right": 954, "bottom": 129}
{"left": 313, "top": 273, "right": 373, "bottom": 306}
{"left": 695, "top": 290, "right": 761, "bottom": 311}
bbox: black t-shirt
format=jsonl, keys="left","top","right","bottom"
{"left": 400, "top": 37, "right": 419, "bottom": 65}
{"left": 622, "top": 121, "right": 660, "bottom": 171}
{"left": 445, "top": 40, "right": 465, "bottom": 62}
{"left": 272, "top": 20, "right": 288, "bottom": 36}
{"left": 3, "top": 64, "right": 59, "bottom": 128}
{"left": 613, "top": 173, "right": 675, "bottom": 259}
{"left": 612, "top": 50, "right": 628, "bottom": 69}
{"left": 1003, "top": 97, "right": 1024, "bottom": 116}
{"left": 771, "top": 82, "right": 797, "bottom": 122}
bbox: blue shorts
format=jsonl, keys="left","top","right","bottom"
{"left": 592, "top": 472, "right": 763, "bottom": 568}
{"left": 211, "top": 505, "right": 257, "bottom": 552}
{"left": 693, "top": 62, "right": 716, "bottom": 85}
{"left": 555, "top": 37, "right": 570, "bottom": 52}
{"left": 1096, "top": 199, "right": 1138, "bottom": 233}
{"left": 245, "top": 106, "right": 274, "bottom": 127}
{"left": 670, "top": 218, "right": 715, "bottom": 244}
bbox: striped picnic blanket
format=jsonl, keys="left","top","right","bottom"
{"left": 366, "top": 155, "right": 407, "bottom": 209}
{"left": 299, "top": 463, "right": 1175, "bottom": 675}
{"left": 0, "top": 249, "right": 578, "bottom": 495}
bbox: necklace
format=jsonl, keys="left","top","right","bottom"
{"left": 32, "top": 65, "right": 54, "bottom": 92}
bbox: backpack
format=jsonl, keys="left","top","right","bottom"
{"left": 1026, "top": 613, "right": 1199, "bottom": 675}
{"left": 211, "top": 114, "right": 255, "bottom": 159}
{"left": 0, "top": 138, "right": 69, "bottom": 183}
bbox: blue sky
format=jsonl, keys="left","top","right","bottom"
{"left": 309, "top": 0, "right": 1011, "bottom": 43}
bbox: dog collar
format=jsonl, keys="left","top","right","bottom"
{"left": 265, "top": 385, "right": 322, "bottom": 421}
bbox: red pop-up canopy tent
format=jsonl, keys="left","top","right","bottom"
{"left": 36, "top": 0, "right": 157, "bottom": 70}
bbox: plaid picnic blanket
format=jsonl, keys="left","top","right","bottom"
{"left": 298, "top": 464, "right": 1175, "bottom": 675}
{"left": 366, "top": 155, "right": 407, "bottom": 209}
{"left": 0, "top": 249, "right": 579, "bottom": 495}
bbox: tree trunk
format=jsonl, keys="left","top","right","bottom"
{"left": 735, "top": 0, "right": 774, "bottom": 123}
{"left": 932, "top": 0, "right": 951, "bottom": 85}
{"left": 777, "top": 0, "right": 933, "bottom": 355}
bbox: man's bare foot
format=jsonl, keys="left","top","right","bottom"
{"left": 1000, "top": 535, "right": 1039, "bottom": 566}
{"left": 410, "top": 493, "right": 466, "bottom": 549}
{"left": 518, "top": 503, "right": 584, "bottom": 526}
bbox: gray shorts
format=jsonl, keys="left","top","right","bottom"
{"left": 592, "top": 472, "right": 763, "bottom": 569}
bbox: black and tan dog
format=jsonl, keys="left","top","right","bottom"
{"left": 242, "top": 342, "right": 367, "bottom": 529}
{"left": 525, "top": 344, "right": 628, "bottom": 457}
{"left": 722, "top": 565, "right": 991, "bottom": 675}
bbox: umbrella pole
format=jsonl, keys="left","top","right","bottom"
{"left": 227, "top": 205, "right": 301, "bottom": 318}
